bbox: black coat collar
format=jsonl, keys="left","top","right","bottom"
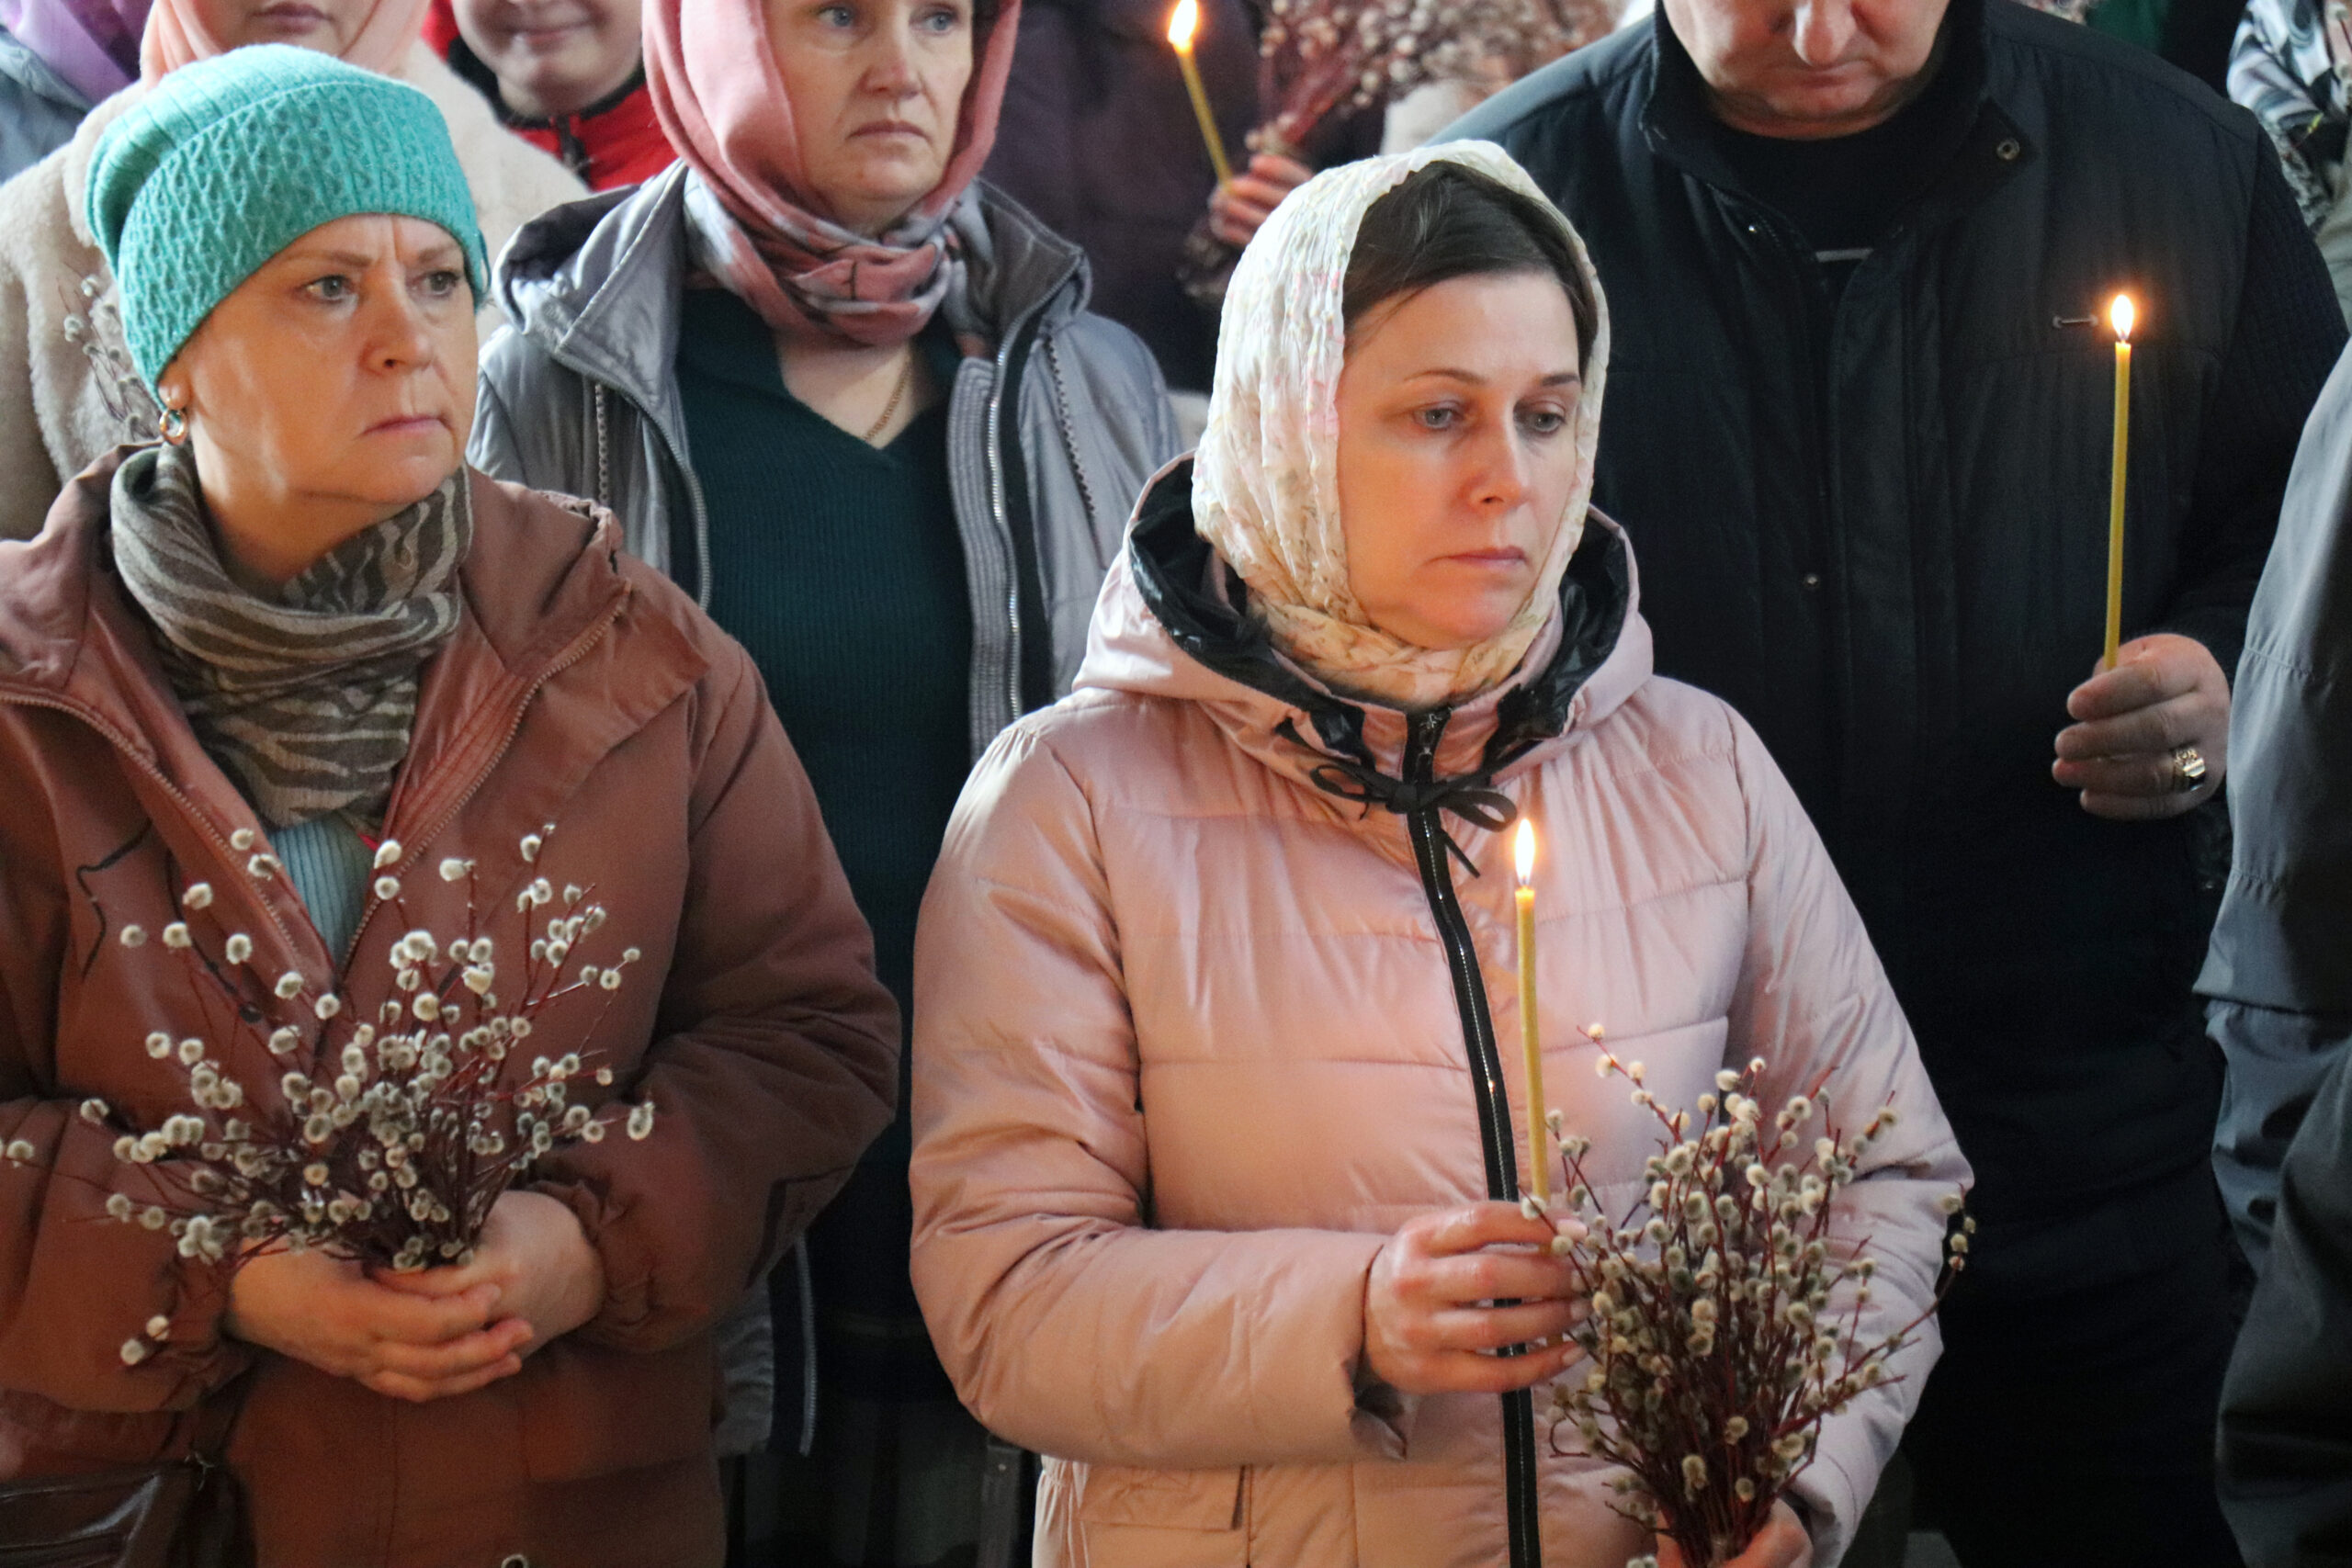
{"left": 1638, "top": 0, "right": 2030, "bottom": 234}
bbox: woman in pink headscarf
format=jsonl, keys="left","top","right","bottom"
{"left": 141, "top": 0, "right": 427, "bottom": 71}
{"left": 469, "top": 1, "right": 1180, "bottom": 1561}
{"left": 0, "top": 0, "right": 585, "bottom": 541}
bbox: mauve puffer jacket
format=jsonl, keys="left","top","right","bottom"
{"left": 910, "top": 468, "right": 1972, "bottom": 1568}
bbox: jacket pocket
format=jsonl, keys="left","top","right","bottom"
{"left": 1046, "top": 1459, "right": 1248, "bottom": 1568}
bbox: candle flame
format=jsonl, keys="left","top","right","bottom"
{"left": 1514, "top": 818, "right": 1536, "bottom": 886}
{"left": 1167, "top": 0, "right": 1199, "bottom": 50}
{"left": 2109, "top": 294, "right": 2135, "bottom": 342}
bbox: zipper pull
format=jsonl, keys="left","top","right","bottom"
{"left": 1408, "top": 708, "right": 1452, "bottom": 781}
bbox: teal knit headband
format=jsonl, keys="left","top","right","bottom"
{"left": 87, "top": 45, "right": 490, "bottom": 391}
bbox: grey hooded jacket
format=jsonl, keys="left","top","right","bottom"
{"left": 471, "top": 163, "right": 1183, "bottom": 761}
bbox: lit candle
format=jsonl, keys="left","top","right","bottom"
{"left": 1166, "top": 0, "right": 1236, "bottom": 189}
{"left": 2104, "top": 294, "right": 2134, "bottom": 671}
{"left": 1515, "top": 819, "right": 1547, "bottom": 1204}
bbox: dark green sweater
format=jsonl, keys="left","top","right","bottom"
{"left": 675, "top": 287, "right": 973, "bottom": 1402}
{"left": 674, "top": 287, "right": 971, "bottom": 1022}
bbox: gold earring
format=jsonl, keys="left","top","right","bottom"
{"left": 157, "top": 401, "right": 187, "bottom": 446}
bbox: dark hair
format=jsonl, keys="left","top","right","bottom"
{"left": 1341, "top": 164, "right": 1598, "bottom": 366}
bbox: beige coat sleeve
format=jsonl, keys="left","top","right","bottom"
{"left": 0, "top": 158, "right": 73, "bottom": 543}
{"left": 910, "top": 724, "right": 1398, "bottom": 1470}
{"left": 1721, "top": 707, "right": 1973, "bottom": 1564}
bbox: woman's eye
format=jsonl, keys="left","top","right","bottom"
{"left": 1415, "top": 406, "right": 1461, "bottom": 430}
{"left": 305, "top": 275, "right": 353, "bottom": 302}
{"left": 418, "top": 270, "right": 462, "bottom": 299}
{"left": 1520, "top": 407, "right": 1569, "bottom": 435}
{"left": 816, "top": 3, "right": 854, "bottom": 25}
{"left": 916, "top": 5, "right": 963, "bottom": 31}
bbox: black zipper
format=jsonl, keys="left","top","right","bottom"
{"left": 993, "top": 315, "right": 1056, "bottom": 719}
{"left": 1400, "top": 708, "right": 1541, "bottom": 1568}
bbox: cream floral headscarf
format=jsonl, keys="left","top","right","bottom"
{"left": 1193, "top": 141, "right": 1611, "bottom": 712}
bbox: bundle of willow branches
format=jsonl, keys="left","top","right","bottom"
{"left": 1251, "top": 0, "right": 1614, "bottom": 154}
{"left": 1535, "top": 1049, "right": 1969, "bottom": 1568}
{"left": 5, "top": 828, "right": 655, "bottom": 1364}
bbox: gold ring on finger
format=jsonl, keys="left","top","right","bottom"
{"left": 2171, "top": 744, "right": 2208, "bottom": 794}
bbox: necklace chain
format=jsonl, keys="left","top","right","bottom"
{"left": 864, "top": 351, "right": 917, "bottom": 445}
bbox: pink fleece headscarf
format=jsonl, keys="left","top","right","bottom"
{"left": 645, "top": 0, "right": 1023, "bottom": 347}
{"left": 139, "top": 0, "right": 427, "bottom": 79}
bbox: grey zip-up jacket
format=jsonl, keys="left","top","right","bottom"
{"left": 2199, "top": 340, "right": 2352, "bottom": 1270}
{"left": 0, "top": 26, "right": 90, "bottom": 186}
{"left": 470, "top": 163, "right": 1183, "bottom": 760}
{"left": 469, "top": 164, "right": 1178, "bottom": 1476}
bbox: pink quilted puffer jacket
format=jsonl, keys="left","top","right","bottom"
{"left": 910, "top": 472, "right": 1971, "bottom": 1568}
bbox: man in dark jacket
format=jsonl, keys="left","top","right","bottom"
{"left": 1449, "top": 0, "right": 2343, "bottom": 1562}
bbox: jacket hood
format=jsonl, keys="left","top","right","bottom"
{"left": 494, "top": 162, "right": 1095, "bottom": 410}
{"left": 1077, "top": 459, "right": 1654, "bottom": 829}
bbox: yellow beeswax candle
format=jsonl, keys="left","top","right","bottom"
{"left": 1515, "top": 819, "right": 1546, "bottom": 1204}
{"left": 1167, "top": 0, "right": 1236, "bottom": 189}
{"left": 2105, "top": 294, "right": 2135, "bottom": 671}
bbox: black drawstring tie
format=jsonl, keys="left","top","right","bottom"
{"left": 1276, "top": 720, "right": 1520, "bottom": 878}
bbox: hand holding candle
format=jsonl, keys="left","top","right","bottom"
{"left": 1167, "top": 0, "right": 1237, "bottom": 189}
{"left": 2104, "top": 293, "right": 2134, "bottom": 671}
{"left": 1515, "top": 819, "right": 1547, "bottom": 1204}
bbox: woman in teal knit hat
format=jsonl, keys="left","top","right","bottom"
{"left": 0, "top": 44, "right": 899, "bottom": 1567}
{"left": 0, "top": 0, "right": 585, "bottom": 547}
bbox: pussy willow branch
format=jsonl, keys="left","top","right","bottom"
{"left": 1538, "top": 1056, "right": 1967, "bottom": 1566}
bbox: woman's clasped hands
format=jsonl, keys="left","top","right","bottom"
{"left": 1363, "top": 1200, "right": 1587, "bottom": 1395}
{"left": 223, "top": 1190, "right": 605, "bottom": 1403}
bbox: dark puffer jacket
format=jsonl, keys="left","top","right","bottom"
{"left": 1450, "top": 0, "right": 2344, "bottom": 1287}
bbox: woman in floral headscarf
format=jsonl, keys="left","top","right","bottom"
{"left": 0, "top": 0, "right": 585, "bottom": 542}
{"left": 908, "top": 142, "right": 1969, "bottom": 1568}
{"left": 469, "top": 0, "right": 1179, "bottom": 1559}
{"left": 2230, "top": 0, "right": 2352, "bottom": 320}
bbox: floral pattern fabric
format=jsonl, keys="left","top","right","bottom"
{"left": 2230, "top": 0, "right": 2348, "bottom": 224}
{"left": 1191, "top": 140, "right": 1611, "bottom": 711}
{"left": 644, "top": 0, "right": 1023, "bottom": 347}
